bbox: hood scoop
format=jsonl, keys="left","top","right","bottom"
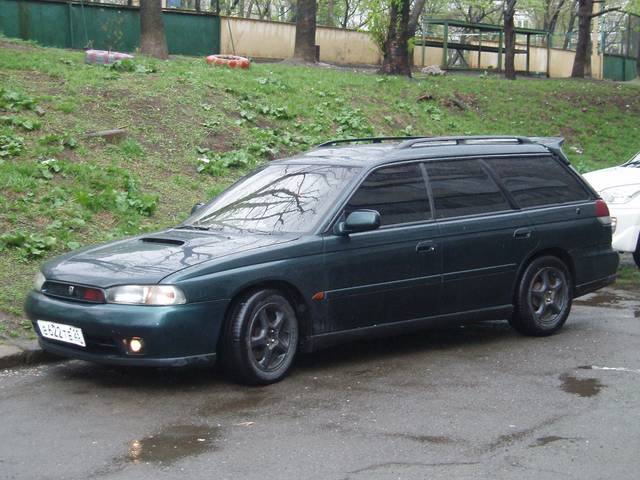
{"left": 140, "top": 237, "right": 185, "bottom": 246}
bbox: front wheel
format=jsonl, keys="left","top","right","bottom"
{"left": 633, "top": 241, "right": 640, "bottom": 268}
{"left": 220, "top": 289, "right": 299, "bottom": 385}
{"left": 510, "top": 256, "right": 572, "bottom": 336}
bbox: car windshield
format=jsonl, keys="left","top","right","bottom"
{"left": 183, "top": 164, "right": 361, "bottom": 234}
{"left": 626, "top": 152, "right": 640, "bottom": 167}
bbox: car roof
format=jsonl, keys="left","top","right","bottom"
{"left": 273, "top": 136, "right": 562, "bottom": 168}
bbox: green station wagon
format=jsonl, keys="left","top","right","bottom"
{"left": 25, "top": 136, "right": 619, "bottom": 384}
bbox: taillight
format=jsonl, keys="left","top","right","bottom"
{"left": 595, "top": 198, "right": 611, "bottom": 226}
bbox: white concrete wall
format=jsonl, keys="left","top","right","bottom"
{"left": 220, "top": 16, "right": 381, "bottom": 65}
{"left": 220, "top": 16, "right": 603, "bottom": 79}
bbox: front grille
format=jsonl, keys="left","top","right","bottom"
{"left": 41, "top": 281, "right": 106, "bottom": 303}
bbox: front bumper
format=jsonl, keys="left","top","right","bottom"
{"left": 25, "top": 290, "right": 229, "bottom": 367}
{"left": 610, "top": 206, "right": 640, "bottom": 253}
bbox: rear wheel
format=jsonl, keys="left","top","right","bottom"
{"left": 220, "top": 289, "right": 299, "bottom": 385}
{"left": 510, "top": 256, "right": 572, "bottom": 336}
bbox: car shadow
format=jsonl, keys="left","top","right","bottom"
{"left": 52, "top": 320, "right": 521, "bottom": 391}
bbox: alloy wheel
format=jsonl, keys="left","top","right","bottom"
{"left": 528, "top": 266, "right": 569, "bottom": 327}
{"left": 248, "top": 302, "right": 294, "bottom": 372}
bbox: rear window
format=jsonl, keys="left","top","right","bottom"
{"left": 486, "top": 156, "right": 590, "bottom": 208}
{"left": 425, "top": 159, "right": 511, "bottom": 219}
{"left": 346, "top": 163, "right": 431, "bottom": 226}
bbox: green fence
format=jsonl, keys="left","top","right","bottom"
{"left": 603, "top": 54, "right": 638, "bottom": 82}
{"left": 601, "top": 10, "right": 638, "bottom": 81}
{"left": 0, "top": 0, "right": 220, "bottom": 56}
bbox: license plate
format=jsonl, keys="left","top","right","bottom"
{"left": 37, "top": 320, "right": 86, "bottom": 347}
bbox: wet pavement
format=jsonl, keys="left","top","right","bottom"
{"left": 1, "top": 287, "right": 639, "bottom": 480}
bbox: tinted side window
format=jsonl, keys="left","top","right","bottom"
{"left": 486, "top": 156, "right": 590, "bottom": 208}
{"left": 426, "top": 159, "right": 511, "bottom": 219}
{"left": 346, "top": 163, "right": 431, "bottom": 226}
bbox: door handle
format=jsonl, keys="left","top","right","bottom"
{"left": 513, "top": 228, "right": 532, "bottom": 240}
{"left": 416, "top": 241, "right": 436, "bottom": 254}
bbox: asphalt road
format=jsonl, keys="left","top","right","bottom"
{"left": 1, "top": 287, "right": 639, "bottom": 480}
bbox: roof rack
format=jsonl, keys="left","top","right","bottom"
{"left": 316, "top": 136, "right": 425, "bottom": 148}
{"left": 398, "top": 136, "right": 533, "bottom": 149}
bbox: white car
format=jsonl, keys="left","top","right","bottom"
{"left": 583, "top": 151, "right": 640, "bottom": 267}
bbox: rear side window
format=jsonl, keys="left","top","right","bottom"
{"left": 486, "top": 156, "right": 590, "bottom": 208}
{"left": 425, "top": 159, "right": 511, "bottom": 219}
{"left": 346, "top": 163, "right": 431, "bottom": 226}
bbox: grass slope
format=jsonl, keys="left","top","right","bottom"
{"left": 1, "top": 37, "right": 639, "bottom": 338}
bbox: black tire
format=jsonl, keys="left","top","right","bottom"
{"left": 220, "top": 289, "right": 299, "bottom": 385}
{"left": 510, "top": 256, "right": 573, "bottom": 336}
{"left": 633, "top": 241, "right": 640, "bottom": 269}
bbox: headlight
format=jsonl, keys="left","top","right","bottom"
{"left": 105, "top": 285, "right": 186, "bottom": 306}
{"left": 33, "top": 271, "right": 46, "bottom": 292}
{"left": 600, "top": 184, "right": 640, "bottom": 204}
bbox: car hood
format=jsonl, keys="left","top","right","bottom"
{"left": 583, "top": 166, "right": 640, "bottom": 192}
{"left": 43, "top": 229, "right": 298, "bottom": 288}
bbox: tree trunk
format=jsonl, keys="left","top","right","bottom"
{"left": 293, "top": 0, "right": 317, "bottom": 62}
{"left": 380, "top": 0, "right": 426, "bottom": 77}
{"left": 140, "top": 0, "right": 168, "bottom": 59}
{"left": 564, "top": 0, "right": 579, "bottom": 49}
{"left": 571, "top": 0, "right": 592, "bottom": 77}
{"left": 380, "top": 0, "right": 411, "bottom": 76}
{"left": 504, "top": 0, "right": 517, "bottom": 80}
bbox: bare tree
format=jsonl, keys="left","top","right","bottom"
{"left": 504, "top": 0, "right": 517, "bottom": 80}
{"left": 140, "top": 0, "right": 168, "bottom": 59}
{"left": 543, "top": 0, "right": 568, "bottom": 34}
{"left": 571, "top": 0, "right": 619, "bottom": 78}
{"left": 293, "top": 0, "right": 317, "bottom": 62}
{"left": 563, "top": 0, "right": 579, "bottom": 49}
{"left": 451, "top": 0, "right": 503, "bottom": 23}
{"left": 380, "top": 0, "right": 426, "bottom": 76}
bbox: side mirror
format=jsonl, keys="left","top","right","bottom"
{"left": 191, "top": 203, "right": 205, "bottom": 215}
{"left": 334, "top": 210, "right": 381, "bottom": 236}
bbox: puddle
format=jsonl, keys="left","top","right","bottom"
{"left": 574, "top": 290, "right": 625, "bottom": 308}
{"left": 126, "top": 424, "right": 221, "bottom": 464}
{"left": 531, "top": 435, "right": 570, "bottom": 447}
{"left": 559, "top": 373, "right": 604, "bottom": 398}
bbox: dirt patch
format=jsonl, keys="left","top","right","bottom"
{"left": 560, "top": 125, "right": 577, "bottom": 138}
{"left": 93, "top": 211, "right": 118, "bottom": 229}
{"left": 555, "top": 90, "right": 640, "bottom": 115}
{"left": 200, "top": 129, "right": 240, "bottom": 153}
{"left": 0, "top": 38, "right": 40, "bottom": 53}
{"left": 443, "top": 92, "right": 481, "bottom": 112}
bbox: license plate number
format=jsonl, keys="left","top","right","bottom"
{"left": 37, "top": 320, "right": 86, "bottom": 347}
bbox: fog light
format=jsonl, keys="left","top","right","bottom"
{"left": 124, "top": 337, "right": 145, "bottom": 354}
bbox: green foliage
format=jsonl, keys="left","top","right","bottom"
{"left": 108, "top": 59, "right": 157, "bottom": 74}
{"left": 37, "top": 157, "right": 61, "bottom": 179}
{"left": 74, "top": 169, "right": 158, "bottom": 216}
{"left": 362, "top": 1, "right": 392, "bottom": 52}
{"left": 196, "top": 147, "right": 253, "bottom": 176}
{"left": 0, "top": 132, "right": 25, "bottom": 157}
{"left": 0, "top": 115, "right": 41, "bottom": 131}
{"left": 0, "top": 230, "right": 57, "bottom": 259}
{"left": 0, "top": 87, "right": 36, "bottom": 111}
{"left": 334, "top": 108, "right": 374, "bottom": 136}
